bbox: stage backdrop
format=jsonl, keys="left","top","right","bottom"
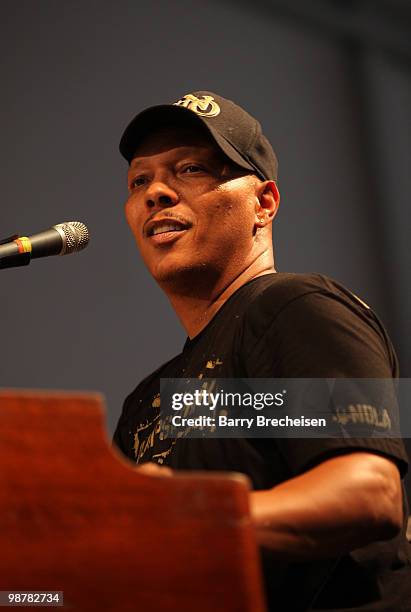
{"left": 1, "top": 0, "right": 410, "bottom": 495}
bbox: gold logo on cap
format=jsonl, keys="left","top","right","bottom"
{"left": 173, "top": 94, "right": 220, "bottom": 117}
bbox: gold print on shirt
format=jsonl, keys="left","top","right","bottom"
{"left": 133, "top": 413, "right": 161, "bottom": 462}
{"left": 206, "top": 358, "right": 223, "bottom": 369}
{"left": 152, "top": 440, "right": 179, "bottom": 464}
{"left": 133, "top": 359, "right": 223, "bottom": 463}
{"left": 133, "top": 392, "right": 190, "bottom": 463}
{"left": 151, "top": 393, "right": 161, "bottom": 408}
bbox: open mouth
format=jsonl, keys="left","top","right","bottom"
{"left": 145, "top": 217, "right": 192, "bottom": 244}
{"left": 148, "top": 223, "right": 188, "bottom": 237}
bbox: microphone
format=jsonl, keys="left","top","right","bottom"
{"left": 0, "top": 222, "right": 90, "bottom": 269}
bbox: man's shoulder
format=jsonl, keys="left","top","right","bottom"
{"left": 242, "top": 271, "right": 369, "bottom": 321}
{"left": 239, "top": 272, "right": 379, "bottom": 353}
{"left": 240, "top": 271, "right": 398, "bottom": 378}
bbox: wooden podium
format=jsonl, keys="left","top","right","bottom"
{"left": 0, "top": 390, "right": 266, "bottom": 611}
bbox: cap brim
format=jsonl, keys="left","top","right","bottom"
{"left": 119, "top": 104, "right": 258, "bottom": 176}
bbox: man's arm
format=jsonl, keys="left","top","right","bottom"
{"left": 250, "top": 451, "right": 403, "bottom": 561}
{"left": 134, "top": 451, "right": 403, "bottom": 560}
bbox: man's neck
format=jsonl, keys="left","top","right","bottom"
{"left": 163, "top": 263, "right": 276, "bottom": 339}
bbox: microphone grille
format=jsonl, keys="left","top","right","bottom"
{"left": 54, "top": 221, "right": 90, "bottom": 255}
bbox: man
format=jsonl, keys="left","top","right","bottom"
{"left": 113, "top": 91, "right": 411, "bottom": 610}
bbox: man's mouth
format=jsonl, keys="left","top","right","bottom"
{"left": 145, "top": 217, "right": 192, "bottom": 245}
{"left": 149, "top": 223, "right": 187, "bottom": 237}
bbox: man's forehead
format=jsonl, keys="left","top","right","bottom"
{"left": 130, "top": 124, "right": 219, "bottom": 164}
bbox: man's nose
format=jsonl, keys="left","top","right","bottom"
{"left": 145, "top": 180, "right": 179, "bottom": 209}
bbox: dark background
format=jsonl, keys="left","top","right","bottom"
{"left": 1, "top": 0, "right": 410, "bottom": 494}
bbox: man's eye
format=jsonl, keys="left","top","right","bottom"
{"left": 129, "top": 176, "right": 147, "bottom": 189}
{"left": 182, "top": 164, "right": 204, "bottom": 174}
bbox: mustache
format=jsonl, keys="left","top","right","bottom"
{"left": 143, "top": 211, "right": 192, "bottom": 234}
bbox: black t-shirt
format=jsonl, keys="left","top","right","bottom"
{"left": 113, "top": 273, "right": 411, "bottom": 611}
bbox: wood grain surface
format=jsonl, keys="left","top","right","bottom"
{"left": 0, "top": 390, "right": 266, "bottom": 611}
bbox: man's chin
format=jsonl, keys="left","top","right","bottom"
{"left": 150, "top": 260, "right": 219, "bottom": 293}
{"left": 152, "top": 263, "right": 200, "bottom": 284}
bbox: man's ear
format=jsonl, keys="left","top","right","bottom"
{"left": 255, "top": 180, "right": 280, "bottom": 227}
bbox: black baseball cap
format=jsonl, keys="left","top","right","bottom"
{"left": 119, "top": 90, "right": 278, "bottom": 182}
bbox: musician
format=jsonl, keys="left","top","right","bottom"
{"left": 114, "top": 91, "right": 411, "bottom": 610}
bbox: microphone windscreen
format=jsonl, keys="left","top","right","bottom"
{"left": 53, "top": 222, "right": 90, "bottom": 255}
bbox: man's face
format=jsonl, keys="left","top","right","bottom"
{"left": 125, "top": 123, "right": 262, "bottom": 288}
